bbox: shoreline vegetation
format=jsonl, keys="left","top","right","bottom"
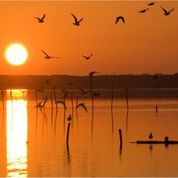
{"left": 1, "top": 74, "right": 178, "bottom": 89}
{"left": 1, "top": 74, "right": 178, "bottom": 98}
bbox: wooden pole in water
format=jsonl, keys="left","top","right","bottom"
{"left": 118, "top": 129, "right": 123, "bottom": 146}
{"left": 66, "top": 122, "right": 71, "bottom": 146}
{"left": 53, "top": 87, "right": 58, "bottom": 109}
{"left": 155, "top": 104, "right": 158, "bottom": 113}
{"left": 125, "top": 88, "right": 129, "bottom": 111}
{"left": 35, "top": 90, "right": 38, "bottom": 106}
{"left": 70, "top": 92, "right": 74, "bottom": 118}
{"left": 75, "top": 95, "right": 79, "bottom": 118}
{"left": 90, "top": 76, "right": 94, "bottom": 112}
{"left": 50, "top": 89, "right": 54, "bottom": 125}
{"left": 111, "top": 83, "right": 114, "bottom": 132}
{"left": 63, "top": 93, "right": 66, "bottom": 124}
{"left": 90, "top": 76, "right": 94, "bottom": 135}
{"left": 111, "top": 83, "right": 114, "bottom": 112}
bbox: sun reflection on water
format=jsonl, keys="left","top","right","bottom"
{"left": 6, "top": 90, "right": 28, "bottom": 177}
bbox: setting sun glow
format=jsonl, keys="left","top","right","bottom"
{"left": 5, "top": 44, "right": 28, "bottom": 66}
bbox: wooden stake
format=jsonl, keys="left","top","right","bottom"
{"left": 118, "top": 129, "right": 123, "bottom": 146}
{"left": 125, "top": 88, "right": 129, "bottom": 111}
{"left": 155, "top": 104, "right": 158, "bottom": 113}
{"left": 66, "top": 122, "right": 71, "bottom": 147}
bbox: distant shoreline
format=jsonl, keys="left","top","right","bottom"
{"left": 0, "top": 74, "right": 178, "bottom": 90}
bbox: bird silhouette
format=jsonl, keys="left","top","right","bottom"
{"left": 115, "top": 16, "right": 125, "bottom": 24}
{"left": 161, "top": 7, "right": 175, "bottom": 16}
{"left": 71, "top": 13, "right": 83, "bottom": 26}
{"left": 148, "top": 2, "right": 155, "bottom": 6}
{"left": 35, "top": 101, "right": 43, "bottom": 108}
{"left": 35, "top": 96, "right": 48, "bottom": 110}
{"left": 89, "top": 71, "right": 98, "bottom": 77}
{"left": 67, "top": 114, "right": 72, "bottom": 121}
{"left": 139, "top": 8, "right": 149, "bottom": 13}
{"left": 41, "top": 50, "right": 60, "bottom": 59}
{"left": 149, "top": 132, "right": 153, "bottom": 140}
{"left": 76, "top": 103, "right": 88, "bottom": 112}
{"left": 34, "top": 14, "right": 46, "bottom": 23}
{"left": 55, "top": 100, "right": 67, "bottom": 110}
{"left": 82, "top": 54, "right": 93, "bottom": 60}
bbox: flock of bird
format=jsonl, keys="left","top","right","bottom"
{"left": 35, "top": 92, "right": 88, "bottom": 113}
{"left": 34, "top": 1, "right": 175, "bottom": 62}
{"left": 115, "top": 2, "right": 175, "bottom": 24}
{"left": 34, "top": 1, "right": 175, "bottom": 117}
{"left": 34, "top": 12, "right": 93, "bottom": 60}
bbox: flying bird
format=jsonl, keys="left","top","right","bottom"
{"left": 71, "top": 13, "right": 83, "bottom": 26}
{"left": 115, "top": 16, "right": 125, "bottom": 24}
{"left": 139, "top": 8, "right": 149, "bottom": 13}
{"left": 82, "top": 54, "right": 93, "bottom": 60}
{"left": 76, "top": 103, "right": 88, "bottom": 112}
{"left": 34, "top": 14, "right": 46, "bottom": 23}
{"left": 161, "top": 7, "right": 175, "bottom": 16}
{"left": 55, "top": 100, "right": 67, "bottom": 110}
{"left": 41, "top": 50, "right": 60, "bottom": 59}
{"left": 148, "top": 2, "right": 155, "bottom": 6}
{"left": 149, "top": 132, "right": 153, "bottom": 140}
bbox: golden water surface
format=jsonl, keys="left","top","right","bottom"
{"left": 0, "top": 89, "right": 178, "bottom": 176}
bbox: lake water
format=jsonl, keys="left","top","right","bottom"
{"left": 0, "top": 89, "right": 178, "bottom": 177}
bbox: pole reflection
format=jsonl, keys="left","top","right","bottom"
{"left": 6, "top": 90, "right": 28, "bottom": 177}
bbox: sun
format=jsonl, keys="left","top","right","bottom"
{"left": 5, "top": 43, "right": 28, "bottom": 66}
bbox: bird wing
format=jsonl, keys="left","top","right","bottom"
{"left": 71, "top": 13, "right": 78, "bottom": 22}
{"left": 89, "top": 71, "right": 99, "bottom": 76}
{"left": 42, "top": 14, "right": 46, "bottom": 20}
{"left": 82, "top": 55, "right": 87, "bottom": 59}
{"left": 148, "top": 2, "right": 155, "bottom": 6}
{"left": 120, "top": 16, "right": 125, "bottom": 23}
{"left": 116, "top": 16, "right": 125, "bottom": 23}
{"left": 89, "top": 71, "right": 96, "bottom": 76}
{"left": 36, "top": 101, "right": 42, "bottom": 107}
{"left": 115, "top": 17, "right": 119, "bottom": 24}
{"left": 77, "top": 103, "right": 88, "bottom": 112}
{"left": 78, "top": 17, "right": 83, "bottom": 23}
{"left": 161, "top": 7, "right": 168, "bottom": 14}
{"left": 139, "top": 9, "right": 144, "bottom": 13}
{"left": 34, "top": 17, "right": 40, "bottom": 20}
{"left": 139, "top": 8, "right": 149, "bottom": 12}
{"left": 56, "top": 101, "right": 66, "bottom": 110}
{"left": 51, "top": 56, "right": 60, "bottom": 59}
{"left": 169, "top": 8, "right": 175, "bottom": 13}
{"left": 41, "top": 50, "right": 49, "bottom": 57}
{"left": 89, "top": 54, "right": 93, "bottom": 58}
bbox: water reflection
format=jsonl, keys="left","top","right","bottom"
{"left": 6, "top": 90, "right": 28, "bottom": 177}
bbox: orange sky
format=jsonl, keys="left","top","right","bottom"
{"left": 0, "top": 1, "right": 177, "bottom": 75}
